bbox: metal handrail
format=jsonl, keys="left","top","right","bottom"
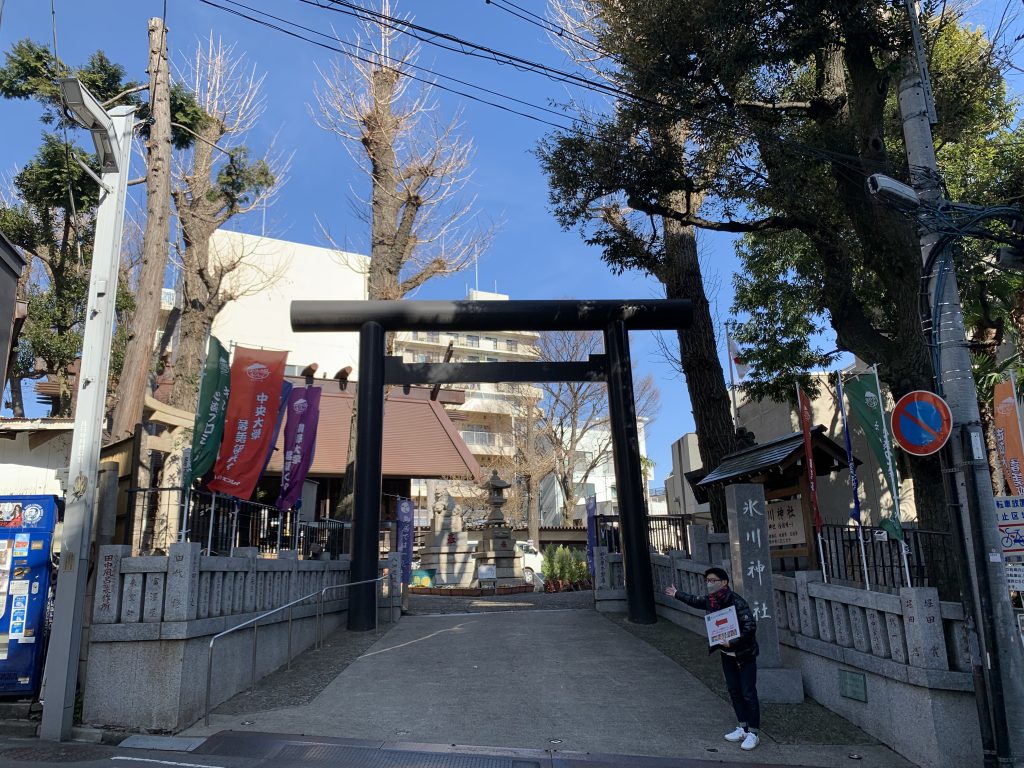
{"left": 204, "top": 573, "right": 387, "bottom": 725}
{"left": 314, "top": 571, "right": 396, "bottom": 649}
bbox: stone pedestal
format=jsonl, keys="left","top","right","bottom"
{"left": 473, "top": 524, "right": 523, "bottom": 586}
{"left": 418, "top": 496, "right": 476, "bottom": 586}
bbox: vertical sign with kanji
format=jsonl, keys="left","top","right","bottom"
{"left": 726, "top": 483, "right": 781, "bottom": 667}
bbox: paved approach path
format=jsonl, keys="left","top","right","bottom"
{"left": 178, "top": 592, "right": 916, "bottom": 768}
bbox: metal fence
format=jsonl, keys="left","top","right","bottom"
{"left": 127, "top": 487, "right": 398, "bottom": 558}
{"left": 819, "top": 523, "right": 960, "bottom": 600}
{"left": 593, "top": 515, "right": 689, "bottom": 556}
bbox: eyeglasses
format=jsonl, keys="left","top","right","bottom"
{"left": 705, "top": 578, "right": 724, "bottom": 584}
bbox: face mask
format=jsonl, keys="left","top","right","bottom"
{"left": 706, "top": 580, "right": 724, "bottom": 594}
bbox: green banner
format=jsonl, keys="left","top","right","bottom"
{"left": 186, "top": 336, "right": 231, "bottom": 485}
{"left": 843, "top": 373, "right": 903, "bottom": 538}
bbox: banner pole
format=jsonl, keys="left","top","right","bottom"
{"left": 726, "top": 322, "right": 739, "bottom": 424}
{"left": 207, "top": 491, "right": 217, "bottom": 555}
{"left": 837, "top": 372, "right": 871, "bottom": 590}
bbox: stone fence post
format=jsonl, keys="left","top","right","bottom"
{"left": 901, "top": 587, "right": 949, "bottom": 670}
{"left": 686, "top": 524, "right": 709, "bottom": 563}
{"left": 164, "top": 542, "right": 200, "bottom": 622}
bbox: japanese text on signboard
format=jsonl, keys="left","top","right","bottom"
{"left": 766, "top": 498, "right": 806, "bottom": 548}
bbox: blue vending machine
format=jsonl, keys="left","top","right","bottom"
{"left": 0, "top": 495, "right": 59, "bottom": 696}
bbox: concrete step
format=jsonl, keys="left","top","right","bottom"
{"left": 0, "top": 701, "right": 35, "bottom": 719}
{"left": 0, "top": 719, "right": 38, "bottom": 737}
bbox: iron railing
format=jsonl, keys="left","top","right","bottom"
{"left": 593, "top": 514, "right": 689, "bottom": 556}
{"left": 205, "top": 573, "right": 393, "bottom": 725}
{"left": 819, "top": 524, "right": 959, "bottom": 599}
{"left": 128, "top": 486, "right": 399, "bottom": 558}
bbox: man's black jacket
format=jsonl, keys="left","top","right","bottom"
{"left": 673, "top": 587, "right": 759, "bottom": 661}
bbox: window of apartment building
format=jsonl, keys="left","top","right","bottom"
{"left": 466, "top": 334, "right": 480, "bottom": 348}
{"left": 485, "top": 356, "right": 498, "bottom": 363}
{"left": 284, "top": 364, "right": 302, "bottom": 377}
{"left": 425, "top": 330, "right": 440, "bottom": 343}
{"left": 448, "top": 333, "right": 460, "bottom": 345}
{"left": 576, "top": 482, "right": 597, "bottom": 501}
{"left": 484, "top": 336, "right": 498, "bottom": 350}
{"left": 461, "top": 423, "right": 493, "bottom": 446}
{"left": 505, "top": 339, "right": 518, "bottom": 352}
{"left": 573, "top": 450, "right": 594, "bottom": 474}
{"left": 465, "top": 354, "right": 480, "bottom": 363}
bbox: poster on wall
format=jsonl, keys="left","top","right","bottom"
{"left": 766, "top": 498, "right": 807, "bottom": 548}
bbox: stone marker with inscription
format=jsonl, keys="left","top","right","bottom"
{"left": 726, "top": 483, "right": 804, "bottom": 703}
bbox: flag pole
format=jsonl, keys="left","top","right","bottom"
{"left": 726, "top": 322, "right": 739, "bottom": 424}
{"left": 837, "top": 372, "right": 871, "bottom": 591}
{"left": 797, "top": 381, "right": 829, "bottom": 582}
{"left": 872, "top": 365, "right": 912, "bottom": 587}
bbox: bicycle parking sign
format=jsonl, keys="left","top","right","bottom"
{"left": 995, "top": 496, "right": 1024, "bottom": 557}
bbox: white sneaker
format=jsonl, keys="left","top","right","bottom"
{"left": 740, "top": 732, "right": 760, "bottom": 751}
{"left": 724, "top": 726, "right": 746, "bottom": 742}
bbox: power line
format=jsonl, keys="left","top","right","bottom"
{"left": 198, "top": 0, "right": 583, "bottom": 132}
{"left": 199, "top": 0, "right": 897, "bottom": 219}
{"left": 210, "top": 1, "right": 873, "bottom": 173}
{"left": 304, "top": 0, "right": 635, "bottom": 104}
{"left": 485, "top": 0, "right": 617, "bottom": 62}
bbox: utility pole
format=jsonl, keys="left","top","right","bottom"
{"left": 40, "top": 102, "right": 135, "bottom": 741}
{"left": 110, "top": 16, "right": 172, "bottom": 440}
{"left": 898, "top": 6, "right": 1024, "bottom": 764}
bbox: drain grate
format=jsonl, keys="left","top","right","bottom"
{"left": 0, "top": 744, "right": 116, "bottom": 762}
{"left": 275, "top": 743, "right": 539, "bottom": 768}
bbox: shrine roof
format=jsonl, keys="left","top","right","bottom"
{"left": 698, "top": 426, "right": 857, "bottom": 489}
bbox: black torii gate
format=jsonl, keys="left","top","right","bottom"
{"left": 291, "top": 299, "right": 693, "bottom": 629}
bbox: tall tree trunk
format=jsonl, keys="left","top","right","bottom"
{"left": 111, "top": 17, "right": 172, "bottom": 439}
{"left": 7, "top": 372, "right": 24, "bottom": 417}
{"left": 656, "top": 218, "right": 739, "bottom": 532}
{"left": 55, "top": 366, "right": 72, "bottom": 417}
{"left": 168, "top": 227, "right": 218, "bottom": 412}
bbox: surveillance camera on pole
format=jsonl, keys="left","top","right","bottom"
{"left": 866, "top": 174, "right": 922, "bottom": 213}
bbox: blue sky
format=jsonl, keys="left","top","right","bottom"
{"left": 1, "top": 1, "right": 1020, "bottom": 488}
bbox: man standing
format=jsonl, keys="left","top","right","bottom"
{"left": 665, "top": 567, "right": 761, "bottom": 750}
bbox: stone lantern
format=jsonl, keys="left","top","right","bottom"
{"left": 483, "top": 469, "right": 511, "bottom": 525}
{"left": 473, "top": 470, "right": 524, "bottom": 586}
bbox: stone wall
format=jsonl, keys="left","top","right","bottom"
{"left": 82, "top": 543, "right": 399, "bottom": 732}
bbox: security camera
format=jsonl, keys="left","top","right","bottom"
{"left": 866, "top": 174, "right": 921, "bottom": 212}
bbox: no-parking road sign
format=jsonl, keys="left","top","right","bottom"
{"left": 891, "top": 390, "right": 953, "bottom": 456}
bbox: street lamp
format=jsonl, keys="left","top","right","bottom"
{"left": 58, "top": 78, "right": 119, "bottom": 172}
{"left": 39, "top": 79, "right": 135, "bottom": 742}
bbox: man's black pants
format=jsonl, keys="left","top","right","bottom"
{"left": 720, "top": 653, "right": 760, "bottom": 730}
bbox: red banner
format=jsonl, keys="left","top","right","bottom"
{"left": 994, "top": 377, "right": 1024, "bottom": 496}
{"left": 208, "top": 346, "right": 288, "bottom": 499}
{"left": 797, "top": 386, "right": 823, "bottom": 530}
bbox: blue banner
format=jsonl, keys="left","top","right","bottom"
{"left": 397, "top": 497, "right": 415, "bottom": 585}
{"left": 585, "top": 494, "right": 598, "bottom": 577}
{"left": 836, "top": 374, "right": 863, "bottom": 525}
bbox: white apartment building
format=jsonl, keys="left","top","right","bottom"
{"left": 209, "top": 230, "right": 367, "bottom": 377}
{"left": 393, "top": 289, "right": 542, "bottom": 513}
